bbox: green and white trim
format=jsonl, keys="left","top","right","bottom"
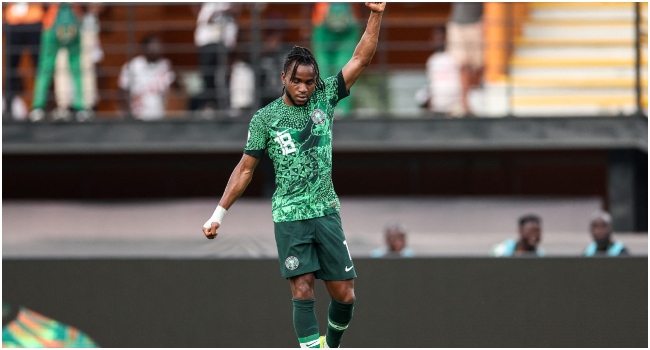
{"left": 298, "top": 334, "right": 321, "bottom": 348}
{"left": 327, "top": 318, "right": 349, "bottom": 332}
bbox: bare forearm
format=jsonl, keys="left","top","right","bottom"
{"left": 353, "top": 11, "right": 383, "bottom": 67}
{"left": 218, "top": 164, "right": 254, "bottom": 210}
{"left": 342, "top": 4, "right": 385, "bottom": 90}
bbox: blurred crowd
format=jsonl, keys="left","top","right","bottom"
{"left": 1, "top": 2, "right": 484, "bottom": 122}
{"left": 3, "top": 2, "right": 644, "bottom": 122}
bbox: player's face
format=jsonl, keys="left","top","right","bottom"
{"left": 282, "top": 63, "right": 316, "bottom": 106}
{"left": 590, "top": 219, "right": 611, "bottom": 243}
{"left": 519, "top": 221, "right": 541, "bottom": 248}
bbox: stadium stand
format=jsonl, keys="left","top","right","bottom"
{"left": 507, "top": 2, "right": 647, "bottom": 116}
{"left": 3, "top": 3, "right": 648, "bottom": 232}
{"left": 2, "top": 3, "right": 646, "bottom": 118}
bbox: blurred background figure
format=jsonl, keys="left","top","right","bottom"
{"left": 309, "top": 2, "right": 361, "bottom": 118}
{"left": 491, "top": 214, "right": 544, "bottom": 257}
{"left": 584, "top": 210, "right": 629, "bottom": 257}
{"left": 255, "top": 11, "right": 289, "bottom": 198}
{"left": 29, "top": 3, "right": 87, "bottom": 122}
{"left": 418, "top": 26, "right": 462, "bottom": 116}
{"left": 192, "top": 2, "right": 240, "bottom": 117}
{"left": 370, "top": 222, "right": 415, "bottom": 258}
{"left": 53, "top": 3, "right": 104, "bottom": 122}
{"left": 2, "top": 301, "right": 98, "bottom": 347}
{"left": 446, "top": 2, "right": 483, "bottom": 117}
{"left": 229, "top": 46, "right": 255, "bottom": 117}
{"left": 259, "top": 11, "right": 291, "bottom": 108}
{"left": 3, "top": 2, "right": 44, "bottom": 121}
{"left": 118, "top": 35, "right": 176, "bottom": 121}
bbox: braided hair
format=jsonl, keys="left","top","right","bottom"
{"left": 282, "top": 46, "right": 325, "bottom": 94}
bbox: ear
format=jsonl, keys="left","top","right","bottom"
{"left": 281, "top": 71, "right": 286, "bottom": 85}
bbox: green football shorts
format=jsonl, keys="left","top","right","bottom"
{"left": 274, "top": 212, "right": 357, "bottom": 280}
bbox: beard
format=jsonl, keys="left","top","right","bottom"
{"left": 284, "top": 90, "right": 307, "bottom": 106}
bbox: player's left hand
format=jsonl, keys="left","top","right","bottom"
{"left": 365, "top": 2, "right": 386, "bottom": 13}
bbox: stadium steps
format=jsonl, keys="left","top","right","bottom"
{"left": 506, "top": 2, "right": 647, "bottom": 116}
{"left": 510, "top": 57, "right": 648, "bottom": 68}
{"left": 527, "top": 2, "right": 635, "bottom": 20}
{"left": 509, "top": 95, "right": 648, "bottom": 117}
{"left": 509, "top": 77, "right": 648, "bottom": 89}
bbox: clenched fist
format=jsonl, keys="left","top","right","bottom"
{"left": 365, "top": 2, "right": 386, "bottom": 13}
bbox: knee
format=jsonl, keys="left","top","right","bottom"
{"left": 337, "top": 291, "right": 355, "bottom": 304}
{"left": 291, "top": 277, "right": 315, "bottom": 300}
{"left": 293, "top": 285, "right": 313, "bottom": 300}
{"left": 333, "top": 287, "right": 355, "bottom": 303}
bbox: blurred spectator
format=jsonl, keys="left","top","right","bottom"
{"left": 417, "top": 26, "right": 462, "bottom": 115}
{"left": 229, "top": 48, "right": 255, "bottom": 116}
{"left": 29, "top": 3, "right": 87, "bottom": 122}
{"left": 2, "top": 301, "right": 98, "bottom": 347}
{"left": 370, "top": 222, "right": 415, "bottom": 258}
{"left": 193, "top": 2, "right": 240, "bottom": 116}
{"left": 254, "top": 11, "right": 289, "bottom": 199}
{"left": 446, "top": 2, "right": 483, "bottom": 117}
{"left": 309, "top": 2, "right": 361, "bottom": 117}
{"left": 491, "top": 214, "right": 545, "bottom": 257}
{"left": 584, "top": 210, "right": 629, "bottom": 257}
{"left": 3, "top": 2, "right": 44, "bottom": 121}
{"left": 259, "top": 12, "right": 292, "bottom": 107}
{"left": 53, "top": 3, "right": 104, "bottom": 121}
{"left": 118, "top": 35, "right": 176, "bottom": 121}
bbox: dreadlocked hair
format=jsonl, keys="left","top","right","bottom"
{"left": 282, "top": 46, "right": 325, "bottom": 93}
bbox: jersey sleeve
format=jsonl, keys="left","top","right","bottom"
{"left": 336, "top": 70, "right": 350, "bottom": 101}
{"left": 243, "top": 111, "right": 268, "bottom": 158}
{"left": 324, "top": 70, "right": 350, "bottom": 104}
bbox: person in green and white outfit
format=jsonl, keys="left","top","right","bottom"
{"left": 29, "top": 3, "right": 87, "bottom": 122}
{"left": 202, "top": 3, "right": 386, "bottom": 347}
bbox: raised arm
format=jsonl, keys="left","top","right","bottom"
{"left": 202, "top": 153, "right": 260, "bottom": 239}
{"left": 341, "top": 2, "right": 386, "bottom": 91}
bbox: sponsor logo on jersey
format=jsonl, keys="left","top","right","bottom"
{"left": 285, "top": 256, "right": 299, "bottom": 270}
{"left": 311, "top": 108, "right": 326, "bottom": 125}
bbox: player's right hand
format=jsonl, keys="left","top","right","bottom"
{"left": 365, "top": 2, "right": 386, "bottom": 13}
{"left": 202, "top": 222, "right": 220, "bottom": 240}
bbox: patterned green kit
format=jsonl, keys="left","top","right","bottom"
{"left": 245, "top": 72, "right": 349, "bottom": 223}
{"left": 2, "top": 303, "right": 98, "bottom": 348}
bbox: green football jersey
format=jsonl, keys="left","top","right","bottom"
{"left": 244, "top": 71, "right": 350, "bottom": 222}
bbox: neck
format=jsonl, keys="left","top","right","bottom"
{"left": 596, "top": 236, "right": 612, "bottom": 250}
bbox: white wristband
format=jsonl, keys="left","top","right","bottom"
{"left": 203, "top": 206, "right": 227, "bottom": 229}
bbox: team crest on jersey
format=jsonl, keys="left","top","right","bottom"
{"left": 311, "top": 108, "right": 326, "bottom": 125}
{"left": 285, "top": 256, "right": 299, "bottom": 270}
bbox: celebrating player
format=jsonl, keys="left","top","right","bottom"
{"left": 201, "top": 2, "right": 385, "bottom": 348}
